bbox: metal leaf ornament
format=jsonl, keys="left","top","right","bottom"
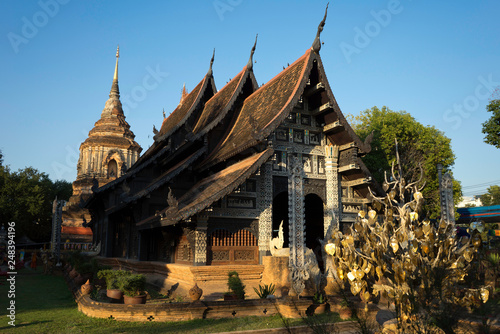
{"left": 325, "top": 145, "right": 488, "bottom": 331}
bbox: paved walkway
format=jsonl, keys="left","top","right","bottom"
{"left": 211, "top": 321, "right": 360, "bottom": 334}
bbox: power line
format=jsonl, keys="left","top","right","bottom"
{"left": 462, "top": 180, "right": 500, "bottom": 190}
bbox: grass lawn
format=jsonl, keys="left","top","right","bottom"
{"left": 0, "top": 269, "right": 342, "bottom": 333}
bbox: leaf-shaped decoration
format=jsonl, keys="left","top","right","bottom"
{"left": 390, "top": 238, "right": 399, "bottom": 253}
{"left": 463, "top": 248, "right": 473, "bottom": 262}
{"left": 421, "top": 242, "right": 430, "bottom": 255}
{"left": 422, "top": 224, "right": 431, "bottom": 235}
{"left": 480, "top": 288, "right": 489, "bottom": 303}
{"left": 354, "top": 222, "right": 362, "bottom": 233}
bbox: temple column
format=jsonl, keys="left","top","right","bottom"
{"left": 324, "top": 144, "right": 340, "bottom": 236}
{"left": 288, "top": 156, "right": 307, "bottom": 296}
{"left": 257, "top": 161, "right": 273, "bottom": 260}
{"left": 194, "top": 214, "right": 208, "bottom": 266}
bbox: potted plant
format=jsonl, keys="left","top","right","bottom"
{"left": 118, "top": 273, "right": 147, "bottom": 304}
{"left": 97, "top": 269, "right": 130, "bottom": 303}
{"left": 338, "top": 298, "right": 352, "bottom": 320}
{"left": 224, "top": 271, "right": 245, "bottom": 300}
{"left": 312, "top": 292, "right": 328, "bottom": 314}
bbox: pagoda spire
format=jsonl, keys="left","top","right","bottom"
{"left": 311, "top": 3, "right": 328, "bottom": 53}
{"left": 110, "top": 45, "right": 120, "bottom": 98}
{"left": 246, "top": 34, "right": 258, "bottom": 70}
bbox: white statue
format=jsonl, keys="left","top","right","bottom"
{"left": 269, "top": 221, "right": 284, "bottom": 255}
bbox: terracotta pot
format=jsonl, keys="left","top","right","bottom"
{"left": 69, "top": 268, "right": 78, "bottom": 279}
{"left": 189, "top": 283, "right": 203, "bottom": 301}
{"left": 314, "top": 303, "right": 328, "bottom": 314}
{"left": 106, "top": 289, "right": 123, "bottom": 303}
{"left": 81, "top": 280, "right": 93, "bottom": 295}
{"left": 123, "top": 294, "right": 147, "bottom": 304}
{"left": 339, "top": 307, "right": 352, "bottom": 320}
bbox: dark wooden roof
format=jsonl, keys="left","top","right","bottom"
{"left": 157, "top": 74, "right": 215, "bottom": 140}
{"left": 192, "top": 68, "right": 257, "bottom": 136}
{"left": 203, "top": 50, "right": 313, "bottom": 167}
{"left": 137, "top": 148, "right": 273, "bottom": 229}
{"left": 104, "top": 148, "right": 206, "bottom": 215}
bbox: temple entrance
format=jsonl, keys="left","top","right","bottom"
{"left": 305, "top": 193, "right": 325, "bottom": 271}
{"left": 272, "top": 191, "right": 289, "bottom": 247}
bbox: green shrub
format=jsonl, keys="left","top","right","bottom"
{"left": 118, "top": 274, "right": 146, "bottom": 297}
{"left": 227, "top": 271, "right": 245, "bottom": 300}
{"left": 97, "top": 269, "right": 130, "bottom": 290}
{"left": 254, "top": 283, "right": 276, "bottom": 299}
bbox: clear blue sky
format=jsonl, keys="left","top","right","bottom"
{"left": 1, "top": 1, "right": 499, "bottom": 198}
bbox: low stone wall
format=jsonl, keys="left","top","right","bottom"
{"left": 75, "top": 290, "right": 312, "bottom": 322}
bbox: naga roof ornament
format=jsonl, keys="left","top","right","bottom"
{"left": 207, "top": 48, "right": 215, "bottom": 77}
{"left": 311, "top": 3, "right": 328, "bottom": 53}
{"left": 246, "top": 34, "right": 258, "bottom": 70}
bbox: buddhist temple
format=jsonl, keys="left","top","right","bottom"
{"left": 62, "top": 46, "right": 142, "bottom": 244}
{"left": 85, "top": 8, "right": 377, "bottom": 271}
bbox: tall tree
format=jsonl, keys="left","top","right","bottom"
{"left": 350, "top": 106, "right": 461, "bottom": 219}
{"left": 480, "top": 185, "right": 500, "bottom": 206}
{"left": 482, "top": 99, "right": 500, "bottom": 149}
{"left": 0, "top": 164, "right": 72, "bottom": 242}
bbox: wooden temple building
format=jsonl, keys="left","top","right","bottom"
{"left": 85, "top": 8, "right": 377, "bottom": 271}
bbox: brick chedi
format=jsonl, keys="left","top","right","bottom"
{"left": 62, "top": 46, "right": 142, "bottom": 243}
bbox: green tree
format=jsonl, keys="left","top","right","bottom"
{"left": 480, "top": 185, "right": 500, "bottom": 206}
{"left": 0, "top": 164, "right": 72, "bottom": 242}
{"left": 350, "top": 106, "right": 461, "bottom": 219}
{"left": 482, "top": 99, "right": 500, "bottom": 149}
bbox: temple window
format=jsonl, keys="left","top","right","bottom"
{"left": 108, "top": 159, "right": 117, "bottom": 178}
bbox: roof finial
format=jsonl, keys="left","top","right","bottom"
{"left": 180, "top": 83, "right": 188, "bottom": 104}
{"left": 110, "top": 45, "right": 120, "bottom": 98}
{"left": 247, "top": 34, "right": 258, "bottom": 70}
{"left": 207, "top": 48, "right": 215, "bottom": 77}
{"left": 312, "top": 3, "right": 328, "bottom": 53}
